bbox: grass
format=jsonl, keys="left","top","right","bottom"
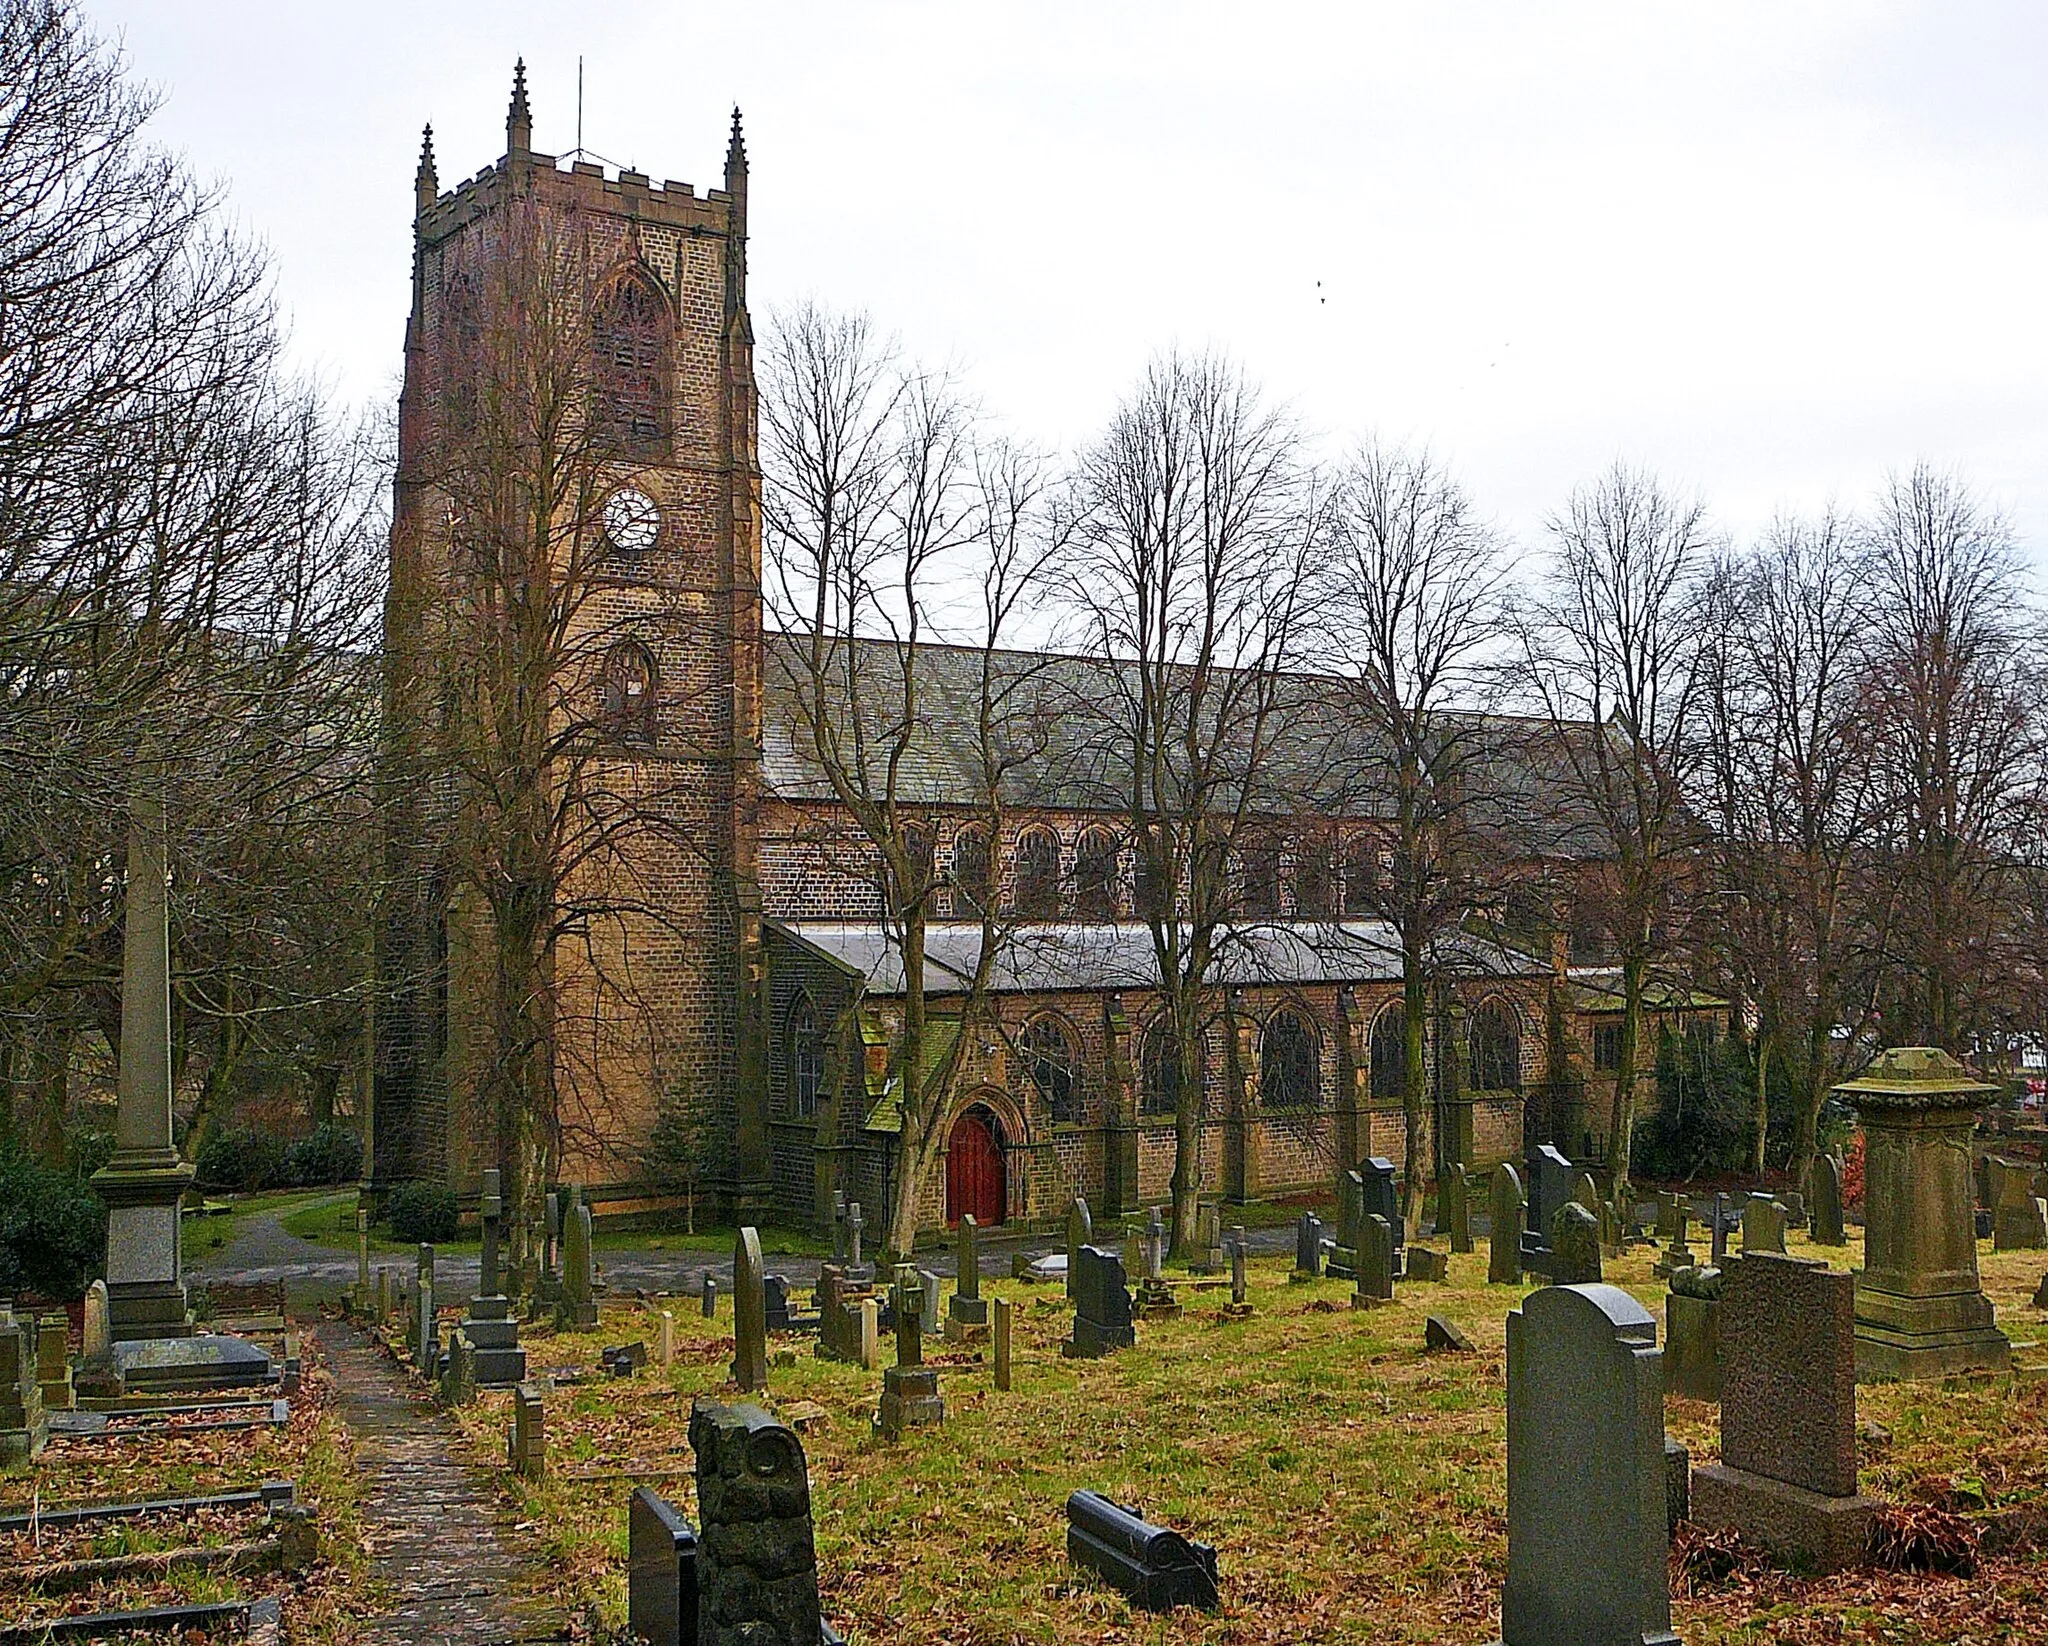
{"left": 418, "top": 1222, "right": 2048, "bottom": 1644}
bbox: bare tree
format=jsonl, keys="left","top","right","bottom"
{"left": 1311, "top": 441, "right": 1505, "bottom": 1219}
{"left": 1521, "top": 462, "right": 1711, "bottom": 1193}
{"left": 760, "top": 301, "right": 1060, "bottom": 1260}
{"left": 1056, "top": 350, "right": 1319, "bottom": 1257}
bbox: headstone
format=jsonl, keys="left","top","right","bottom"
{"left": 1123, "top": 1229, "right": 1145, "bottom": 1286}
{"left": 701, "top": 1271, "right": 718, "bottom": 1319}
{"left": 557, "top": 1199, "right": 598, "bottom": 1331}
{"left": 83, "top": 1280, "right": 111, "bottom": 1366}
{"left": 993, "top": 1295, "right": 1013, "bottom": 1391}
{"left": 1065, "top": 1490, "right": 1220, "bottom": 1613}
{"left": 1327, "top": 1170, "right": 1364, "bottom": 1282}
{"left": 440, "top": 1328, "right": 478, "bottom": 1406}
{"left": 2035, "top": 1270, "right": 2048, "bottom": 1311}
{"left": 1353, "top": 1214, "right": 1395, "bottom": 1309}
{"left": 1653, "top": 1204, "right": 1696, "bottom": 1279}
{"left": 1994, "top": 1192, "right": 2048, "bottom": 1252}
{"left": 1740, "top": 1195, "right": 1788, "bottom": 1255}
{"left": 655, "top": 1310, "right": 676, "bottom": 1368}
{"left": 627, "top": 1485, "right": 697, "bottom": 1645}
{"left": 1551, "top": 1201, "right": 1603, "bottom": 1286}
{"left": 36, "top": 1314, "right": 72, "bottom": 1413}
{"left": 1654, "top": 1192, "right": 1677, "bottom": 1243}
{"left": 1360, "top": 1158, "right": 1405, "bottom": 1276}
{"left": 1521, "top": 1144, "right": 1575, "bottom": 1277}
{"left": 1664, "top": 1436, "right": 1690, "bottom": 1540}
{"left": 1811, "top": 1154, "right": 1847, "bottom": 1247}
{"left": 1664, "top": 1265, "right": 1724, "bottom": 1402}
{"left": 1692, "top": 1254, "right": 1879, "bottom": 1571}
{"left": 0, "top": 1306, "right": 48, "bottom": 1470}
{"left": 1500, "top": 1284, "right": 1678, "bottom": 1646}
{"left": 731, "top": 1227, "right": 768, "bottom": 1393}
{"left": 918, "top": 1269, "right": 941, "bottom": 1338}
{"left": 878, "top": 1267, "right": 943, "bottom": 1441}
{"left": 844, "top": 1200, "right": 870, "bottom": 1285}
{"left": 947, "top": 1215, "right": 990, "bottom": 1344}
{"left": 1489, "top": 1162, "right": 1526, "bottom": 1285}
{"left": 830, "top": 1190, "right": 848, "bottom": 1262}
{"left": 689, "top": 1397, "right": 834, "bottom": 1646}
{"left": 1292, "top": 1212, "right": 1325, "bottom": 1278}
{"left": 1425, "top": 1315, "right": 1475, "bottom": 1353}
{"left": 1710, "top": 1192, "right": 1730, "bottom": 1264}
{"left": 1228, "top": 1228, "right": 1250, "bottom": 1311}
{"left": 459, "top": 1167, "right": 526, "bottom": 1387}
{"left": 1066, "top": 1197, "right": 1092, "bottom": 1299}
{"left": 858, "top": 1298, "right": 879, "bottom": 1371}
{"left": 1134, "top": 1209, "right": 1178, "bottom": 1319}
{"left": 1406, "top": 1247, "right": 1449, "bottom": 1283}
{"left": 543, "top": 1190, "right": 562, "bottom": 1273}
{"left": 1837, "top": 1048, "right": 2010, "bottom": 1378}
{"left": 1574, "top": 1171, "right": 1601, "bottom": 1214}
{"left": 415, "top": 1280, "right": 438, "bottom": 1378}
{"left": 1066, "top": 1247, "right": 1137, "bottom": 1357}
{"left": 355, "top": 1209, "right": 370, "bottom": 1296}
{"left": 507, "top": 1375, "right": 548, "bottom": 1482}
{"left": 1443, "top": 1165, "right": 1473, "bottom": 1254}
{"left": 1195, "top": 1204, "right": 1226, "bottom": 1274}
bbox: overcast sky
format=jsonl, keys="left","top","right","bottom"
{"left": 87, "top": 2, "right": 2048, "bottom": 569}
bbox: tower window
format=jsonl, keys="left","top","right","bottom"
{"left": 599, "top": 640, "right": 658, "bottom": 743}
{"left": 593, "top": 272, "right": 672, "bottom": 455}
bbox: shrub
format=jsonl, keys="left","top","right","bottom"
{"left": 384, "top": 1180, "right": 459, "bottom": 1244}
{"left": 280, "top": 1123, "right": 363, "bottom": 1187}
{"left": 1631, "top": 1026, "right": 1757, "bottom": 1182}
{"left": 0, "top": 1147, "right": 107, "bottom": 1299}
{"left": 194, "top": 1124, "right": 285, "bottom": 1193}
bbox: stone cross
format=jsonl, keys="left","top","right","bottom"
{"left": 1551, "top": 1202, "right": 1603, "bottom": 1285}
{"left": 1810, "top": 1154, "right": 1847, "bottom": 1246}
{"left": 1501, "top": 1284, "right": 1678, "bottom": 1646}
{"left": 701, "top": 1272, "right": 719, "bottom": 1318}
{"left": 1489, "top": 1162, "right": 1525, "bottom": 1285}
{"left": 1066, "top": 1196, "right": 1093, "bottom": 1297}
{"left": 993, "top": 1295, "right": 1013, "bottom": 1390}
{"left": 846, "top": 1201, "right": 865, "bottom": 1272}
{"left": 1146, "top": 1207, "right": 1165, "bottom": 1282}
{"left": 1353, "top": 1215, "right": 1395, "bottom": 1309}
{"left": 479, "top": 1168, "right": 504, "bottom": 1297}
{"left": 730, "top": 1227, "right": 768, "bottom": 1392}
{"left": 890, "top": 1265, "right": 924, "bottom": 1367}
{"left": 1692, "top": 1254, "right": 1877, "bottom": 1570}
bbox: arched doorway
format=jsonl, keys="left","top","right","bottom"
{"left": 946, "top": 1105, "right": 1006, "bottom": 1227}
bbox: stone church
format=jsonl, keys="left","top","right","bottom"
{"left": 373, "top": 69, "right": 1724, "bottom": 1235}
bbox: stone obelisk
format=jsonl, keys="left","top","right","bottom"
{"left": 90, "top": 794, "right": 195, "bottom": 1343}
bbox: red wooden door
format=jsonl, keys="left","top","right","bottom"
{"left": 946, "top": 1107, "right": 1006, "bottom": 1227}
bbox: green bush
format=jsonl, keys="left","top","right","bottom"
{"left": 193, "top": 1124, "right": 284, "bottom": 1192}
{"left": 1631, "top": 1026, "right": 1760, "bottom": 1182}
{"left": 0, "top": 1147, "right": 106, "bottom": 1299}
{"left": 384, "top": 1180, "right": 459, "bottom": 1244}
{"left": 281, "top": 1123, "right": 362, "bottom": 1187}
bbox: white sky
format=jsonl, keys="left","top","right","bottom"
{"left": 88, "top": 1, "right": 2048, "bottom": 569}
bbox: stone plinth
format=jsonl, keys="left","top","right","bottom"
{"left": 1836, "top": 1048, "right": 2010, "bottom": 1380}
{"left": 1664, "top": 1269, "right": 1722, "bottom": 1402}
{"left": 877, "top": 1365, "right": 944, "bottom": 1439}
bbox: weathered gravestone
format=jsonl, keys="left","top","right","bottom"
{"left": 1653, "top": 1203, "right": 1697, "bottom": 1279}
{"left": 878, "top": 1267, "right": 943, "bottom": 1441}
{"left": 1741, "top": 1195, "right": 1788, "bottom": 1255}
{"left": 1551, "top": 1202, "right": 1603, "bottom": 1286}
{"left": 1327, "top": 1170, "right": 1365, "bottom": 1282}
{"left": 627, "top": 1484, "right": 697, "bottom": 1646}
{"left": 507, "top": 1380, "right": 546, "bottom": 1478}
{"left": 1811, "top": 1154, "right": 1847, "bottom": 1247}
{"left": 1406, "top": 1247, "right": 1449, "bottom": 1284}
{"left": 1442, "top": 1165, "right": 1473, "bottom": 1254}
{"left": 1227, "top": 1229, "right": 1251, "bottom": 1314}
{"left": 701, "top": 1272, "right": 719, "bottom": 1319}
{"left": 947, "top": 1214, "right": 990, "bottom": 1344}
{"left": 1574, "top": 1171, "right": 1602, "bottom": 1214}
{"left": 1065, "top": 1196, "right": 1093, "bottom": 1299}
{"left": 1134, "top": 1208, "right": 1179, "bottom": 1319}
{"left": 1490, "top": 1162, "right": 1526, "bottom": 1285}
{"left": 37, "top": 1313, "right": 73, "bottom": 1413}
{"left": 1710, "top": 1192, "right": 1731, "bottom": 1265}
{"left": 1425, "top": 1315, "right": 1475, "bottom": 1354}
{"left": 842, "top": 1200, "right": 871, "bottom": 1285}
{"left": 0, "top": 1305, "right": 48, "bottom": 1471}
{"left": 1193, "top": 1203, "right": 1226, "bottom": 1275}
{"left": 1353, "top": 1215, "right": 1395, "bottom": 1309}
{"left": 1520, "top": 1144, "right": 1576, "bottom": 1277}
{"left": 557, "top": 1198, "right": 599, "bottom": 1331}
{"left": 1066, "top": 1246, "right": 1137, "bottom": 1358}
{"left": 690, "top": 1396, "right": 842, "bottom": 1645}
{"left": 1498, "top": 1284, "right": 1679, "bottom": 1646}
{"left": 80, "top": 1280, "right": 112, "bottom": 1389}
{"left": 1360, "top": 1158, "right": 1405, "bottom": 1277}
{"left": 858, "top": 1298, "right": 879, "bottom": 1372}
{"left": 1066, "top": 1489, "right": 1220, "bottom": 1613}
{"left": 1994, "top": 1185, "right": 2048, "bottom": 1252}
{"left": 1837, "top": 1049, "right": 2010, "bottom": 1379}
{"left": 440, "top": 1328, "right": 478, "bottom": 1406}
{"left": 1664, "top": 1264, "right": 1724, "bottom": 1402}
{"left": 731, "top": 1227, "right": 768, "bottom": 1394}
{"left": 355, "top": 1208, "right": 370, "bottom": 1303}
{"left": 459, "top": 1167, "right": 527, "bottom": 1387}
{"left": 763, "top": 1275, "right": 819, "bottom": 1335}
{"left": 993, "top": 1295, "right": 1013, "bottom": 1391}
{"left": 1292, "top": 1212, "right": 1325, "bottom": 1279}
{"left": 1692, "top": 1254, "right": 1879, "bottom": 1571}
{"left": 918, "top": 1269, "right": 941, "bottom": 1339}
{"left": 655, "top": 1309, "right": 676, "bottom": 1368}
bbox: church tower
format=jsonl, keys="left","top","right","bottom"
{"left": 376, "top": 65, "right": 769, "bottom": 1219}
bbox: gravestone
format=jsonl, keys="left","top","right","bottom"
{"left": 1665, "top": 1436, "right": 1690, "bottom": 1540}
{"left": 1360, "top": 1158, "right": 1405, "bottom": 1276}
{"left": 459, "top": 1167, "right": 527, "bottom": 1387}
{"left": 1066, "top": 1247, "right": 1137, "bottom": 1358}
{"left": 918, "top": 1269, "right": 941, "bottom": 1338}
{"left": 1664, "top": 1264, "right": 1723, "bottom": 1402}
{"left": 415, "top": 1276, "right": 439, "bottom": 1378}
{"left": 1521, "top": 1144, "right": 1575, "bottom": 1277}
{"left": 843, "top": 1201, "right": 871, "bottom": 1286}
{"left": 1692, "top": 1255, "right": 1879, "bottom": 1571}
{"left": 83, "top": 1280, "right": 111, "bottom": 1367}
{"left": 993, "top": 1295, "right": 1013, "bottom": 1391}
{"left": 1292, "top": 1212, "right": 1325, "bottom": 1279}
{"left": 1740, "top": 1195, "right": 1788, "bottom": 1255}
{"left": 878, "top": 1267, "right": 943, "bottom": 1440}
{"left": 1425, "top": 1315, "right": 1475, "bottom": 1353}
{"left": 1551, "top": 1202, "right": 1603, "bottom": 1286}
{"left": 1123, "top": 1229, "right": 1145, "bottom": 1288}
{"left": 1574, "top": 1171, "right": 1601, "bottom": 1214}
{"left": 1653, "top": 1203, "right": 1696, "bottom": 1280}
{"left": 1134, "top": 1208, "right": 1178, "bottom": 1319}
{"left": 1654, "top": 1192, "right": 1678, "bottom": 1243}
{"left": 557, "top": 1199, "right": 599, "bottom": 1331}
{"left": 1353, "top": 1215, "right": 1395, "bottom": 1309}
{"left": 627, "top": 1485, "right": 697, "bottom": 1646}
{"left": 36, "top": 1313, "right": 72, "bottom": 1413}
{"left": 830, "top": 1190, "right": 848, "bottom": 1263}
{"left": 355, "top": 1209, "right": 370, "bottom": 1302}
{"left": 655, "top": 1310, "right": 676, "bottom": 1368}
{"left": 1499, "top": 1284, "right": 1678, "bottom": 1646}
{"left": 1228, "top": 1229, "right": 1251, "bottom": 1312}
{"left": 1327, "top": 1170, "right": 1365, "bottom": 1282}
{"left": 1065, "top": 1196, "right": 1093, "bottom": 1299}
{"left": 1710, "top": 1192, "right": 1730, "bottom": 1264}
{"left": 1811, "top": 1154, "right": 1847, "bottom": 1247}
{"left": 1192, "top": 1204, "right": 1225, "bottom": 1275}
{"left": 0, "top": 1306, "right": 47, "bottom": 1471}
{"left": 1994, "top": 1191, "right": 2048, "bottom": 1252}
{"left": 1837, "top": 1048, "right": 2010, "bottom": 1379}
{"left": 1066, "top": 1490, "right": 1220, "bottom": 1613}
{"left": 440, "top": 1328, "right": 478, "bottom": 1406}
{"left": 1443, "top": 1165, "right": 1473, "bottom": 1254}
{"left": 689, "top": 1397, "right": 836, "bottom": 1646}
{"left": 947, "top": 1214, "right": 990, "bottom": 1344}
{"left": 731, "top": 1227, "right": 768, "bottom": 1394}
{"left": 701, "top": 1272, "right": 719, "bottom": 1319}
{"left": 858, "top": 1298, "right": 879, "bottom": 1371}
{"left": 507, "top": 1375, "right": 548, "bottom": 1482}
{"left": 1406, "top": 1247, "right": 1449, "bottom": 1283}
{"left": 1489, "top": 1162, "right": 1526, "bottom": 1285}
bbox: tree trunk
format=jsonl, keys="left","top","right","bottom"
{"left": 1608, "top": 952, "right": 1645, "bottom": 1195}
{"left": 1169, "top": 990, "right": 1204, "bottom": 1260}
{"left": 1400, "top": 949, "right": 1427, "bottom": 1225}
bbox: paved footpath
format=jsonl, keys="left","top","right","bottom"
{"left": 322, "top": 1322, "right": 565, "bottom": 1645}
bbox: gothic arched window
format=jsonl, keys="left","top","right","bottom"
{"left": 1021, "top": 1015, "right": 1081, "bottom": 1124}
{"left": 786, "top": 994, "right": 825, "bottom": 1118}
{"left": 1075, "top": 828, "right": 1120, "bottom": 920}
{"left": 599, "top": 640, "right": 658, "bottom": 743}
{"left": 1469, "top": 999, "right": 1522, "bottom": 1092}
{"left": 1015, "top": 828, "right": 1061, "bottom": 918}
{"left": 951, "top": 825, "right": 994, "bottom": 914}
{"left": 1142, "top": 1022, "right": 1204, "bottom": 1118}
{"left": 1295, "top": 837, "right": 1336, "bottom": 920}
{"left": 886, "top": 823, "right": 935, "bottom": 916}
{"left": 1238, "top": 838, "right": 1283, "bottom": 917}
{"left": 1368, "top": 1004, "right": 1407, "bottom": 1100}
{"left": 1344, "top": 836, "right": 1381, "bottom": 917}
{"left": 593, "top": 271, "right": 672, "bottom": 455}
{"left": 1261, "top": 1010, "right": 1318, "bottom": 1110}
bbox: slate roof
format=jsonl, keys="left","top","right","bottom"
{"left": 770, "top": 918, "right": 1547, "bottom": 999}
{"left": 758, "top": 631, "right": 1608, "bottom": 858}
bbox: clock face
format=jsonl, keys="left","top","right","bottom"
{"left": 603, "top": 488, "right": 660, "bottom": 557}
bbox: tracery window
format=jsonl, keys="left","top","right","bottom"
{"left": 593, "top": 271, "right": 672, "bottom": 454}
{"left": 1344, "top": 836, "right": 1380, "bottom": 917}
{"left": 1369, "top": 1005, "right": 1408, "bottom": 1100}
{"left": 1074, "top": 829, "right": 1120, "bottom": 920}
{"left": 952, "top": 826, "right": 994, "bottom": 913}
{"left": 787, "top": 994, "right": 825, "bottom": 1118}
{"left": 1015, "top": 828, "right": 1061, "bottom": 918}
{"left": 1469, "top": 1000, "right": 1522, "bottom": 1092}
{"left": 598, "top": 640, "right": 658, "bottom": 743}
{"left": 1142, "top": 1022, "right": 1205, "bottom": 1118}
{"left": 1261, "top": 1010, "right": 1318, "bottom": 1110}
{"left": 1021, "top": 1015, "right": 1081, "bottom": 1124}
